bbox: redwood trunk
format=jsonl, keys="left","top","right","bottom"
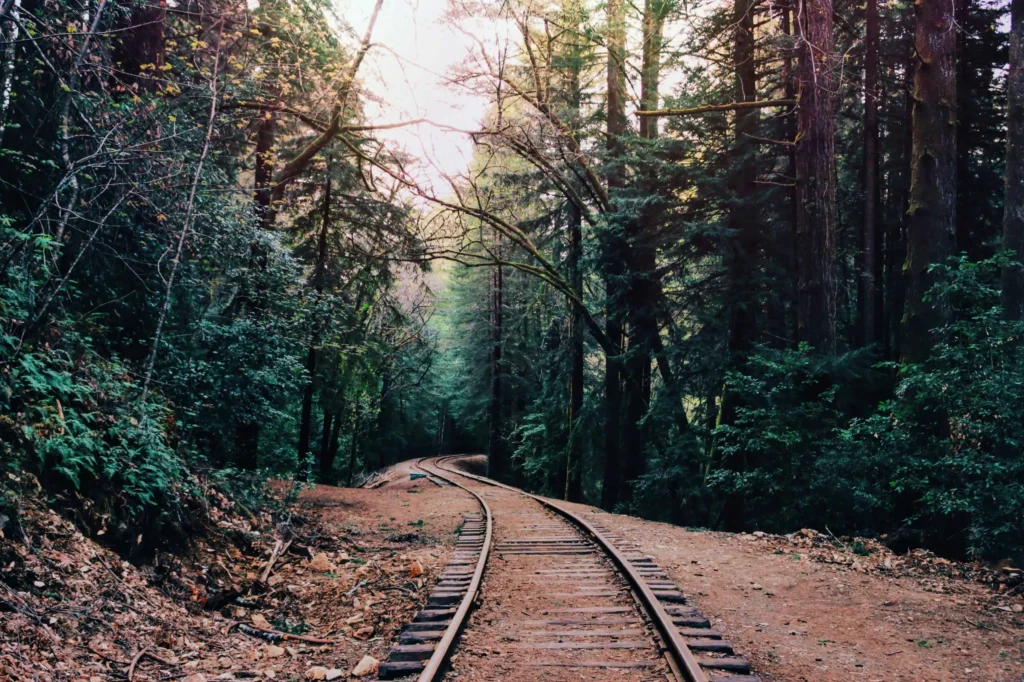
{"left": 297, "top": 178, "right": 331, "bottom": 473}
{"left": 566, "top": 201, "right": 585, "bottom": 502}
{"left": 254, "top": 113, "right": 276, "bottom": 229}
{"left": 487, "top": 242, "right": 505, "bottom": 482}
{"left": 720, "top": 0, "right": 759, "bottom": 532}
{"left": 621, "top": 0, "right": 666, "bottom": 492}
{"left": 319, "top": 410, "right": 334, "bottom": 480}
{"left": 860, "top": 0, "right": 882, "bottom": 346}
{"left": 601, "top": 0, "right": 627, "bottom": 511}
{"left": 564, "top": 0, "right": 586, "bottom": 503}
{"left": 902, "top": 0, "right": 957, "bottom": 363}
{"left": 1002, "top": 0, "right": 1024, "bottom": 319}
{"left": 795, "top": 0, "right": 838, "bottom": 352}
{"left": 321, "top": 409, "right": 342, "bottom": 483}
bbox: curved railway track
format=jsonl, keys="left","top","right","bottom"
{"left": 377, "top": 456, "right": 759, "bottom": 682}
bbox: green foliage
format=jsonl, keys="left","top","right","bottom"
{"left": 855, "top": 256, "right": 1024, "bottom": 560}
{"left": 710, "top": 344, "right": 889, "bottom": 533}
{"left": 0, "top": 0, "right": 439, "bottom": 552}
{"left": 706, "top": 257, "right": 1024, "bottom": 562}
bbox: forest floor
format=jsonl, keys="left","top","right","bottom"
{"left": 1, "top": 461, "right": 1022, "bottom": 682}
{"left": 559, "top": 504, "right": 1024, "bottom": 682}
{"left": 0, "top": 462, "right": 473, "bottom": 682}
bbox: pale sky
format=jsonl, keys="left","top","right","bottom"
{"left": 337, "top": 0, "right": 486, "bottom": 192}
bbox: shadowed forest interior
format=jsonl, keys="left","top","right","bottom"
{"left": 2, "top": 0, "right": 1024, "bottom": 566}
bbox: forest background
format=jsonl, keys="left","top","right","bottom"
{"left": 2, "top": 0, "right": 1023, "bottom": 567}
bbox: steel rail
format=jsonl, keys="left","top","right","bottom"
{"left": 411, "top": 457, "right": 493, "bottom": 682}
{"left": 432, "top": 455, "right": 711, "bottom": 682}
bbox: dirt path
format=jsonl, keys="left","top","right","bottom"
{"left": 560, "top": 506, "right": 1024, "bottom": 682}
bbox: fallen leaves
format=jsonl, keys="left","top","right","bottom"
{"left": 0, "top": 468, "right": 466, "bottom": 682}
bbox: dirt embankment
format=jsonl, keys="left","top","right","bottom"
{"left": 0, "top": 462, "right": 473, "bottom": 682}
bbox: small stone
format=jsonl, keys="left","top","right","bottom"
{"left": 306, "top": 666, "right": 329, "bottom": 680}
{"left": 752, "top": 583, "right": 763, "bottom": 590}
{"left": 324, "top": 669, "right": 343, "bottom": 681}
{"left": 351, "top": 656, "right": 379, "bottom": 678}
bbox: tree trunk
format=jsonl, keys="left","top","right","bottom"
{"left": 297, "top": 178, "right": 331, "bottom": 473}
{"left": 601, "top": 0, "right": 627, "bottom": 511}
{"left": 254, "top": 113, "right": 277, "bottom": 230}
{"left": 319, "top": 410, "right": 334, "bottom": 478}
{"left": 114, "top": 0, "right": 165, "bottom": 93}
{"left": 1002, "top": 0, "right": 1024, "bottom": 319}
{"left": 621, "top": 0, "right": 666, "bottom": 493}
{"left": 297, "top": 346, "right": 317, "bottom": 474}
{"left": 346, "top": 409, "right": 361, "bottom": 486}
{"left": 321, "top": 409, "right": 342, "bottom": 483}
{"left": 859, "top": 0, "right": 882, "bottom": 346}
{"left": 236, "top": 422, "right": 260, "bottom": 470}
{"left": 487, "top": 236, "right": 505, "bottom": 482}
{"left": 887, "top": 53, "right": 916, "bottom": 360}
{"left": 726, "top": 0, "right": 759, "bottom": 362}
{"left": 782, "top": 0, "right": 800, "bottom": 343}
{"left": 566, "top": 200, "right": 585, "bottom": 502}
{"left": 901, "top": 0, "right": 957, "bottom": 363}
{"left": 562, "top": 0, "right": 586, "bottom": 503}
{"left": 795, "top": 0, "right": 838, "bottom": 352}
{"left": 376, "top": 369, "right": 392, "bottom": 466}
{"left": 719, "top": 0, "right": 759, "bottom": 532}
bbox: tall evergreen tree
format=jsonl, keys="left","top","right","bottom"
{"left": 902, "top": 0, "right": 957, "bottom": 363}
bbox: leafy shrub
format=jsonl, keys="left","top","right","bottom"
{"left": 850, "top": 256, "right": 1024, "bottom": 562}
{"left": 709, "top": 344, "right": 889, "bottom": 534}
{"left": 2, "top": 327, "right": 186, "bottom": 548}
{"left": 707, "top": 256, "right": 1024, "bottom": 563}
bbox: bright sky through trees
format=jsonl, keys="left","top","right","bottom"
{"left": 341, "top": 0, "right": 487, "bottom": 191}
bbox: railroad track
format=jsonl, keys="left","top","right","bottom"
{"left": 377, "top": 456, "right": 759, "bottom": 682}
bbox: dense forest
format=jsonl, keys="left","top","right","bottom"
{"left": 1, "top": 0, "right": 1022, "bottom": 565}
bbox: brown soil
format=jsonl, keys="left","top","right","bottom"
{"left": 560, "top": 505, "right": 1024, "bottom": 682}
{"left": 0, "top": 461, "right": 474, "bottom": 682}
{"left": 4, "top": 459, "right": 1022, "bottom": 682}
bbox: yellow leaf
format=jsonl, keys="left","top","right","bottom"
{"left": 168, "top": 115, "right": 176, "bottom": 122}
